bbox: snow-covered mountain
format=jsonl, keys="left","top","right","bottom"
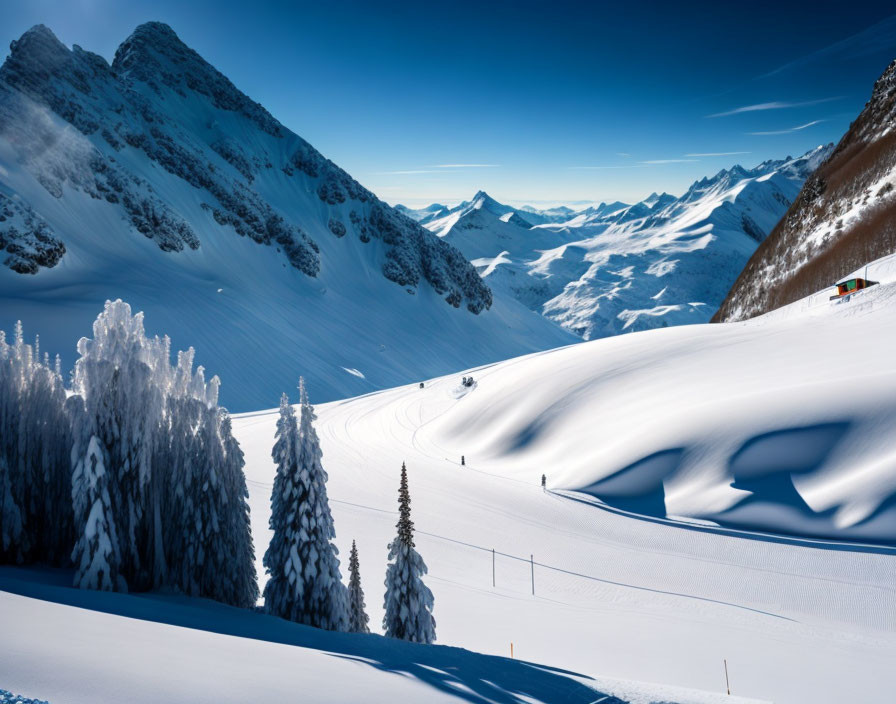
{"left": 0, "top": 24, "right": 576, "bottom": 410}
{"left": 715, "top": 58, "right": 896, "bottom": 322}
{"left": 413, "top": 148, "right": 831, "bottom": 338}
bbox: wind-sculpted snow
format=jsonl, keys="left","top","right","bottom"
{"left": 0, "top": 23, "right": 568, "bottom": 409}
{"left": 227, "top": 258, "right": 896, "bottom": 703}
{"left": 417, "top": 254, "right": 896, "bottom": 544}
{"left": 419, "top": 150, "right": 831, "bottom": 339}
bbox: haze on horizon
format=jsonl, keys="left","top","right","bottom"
{"left": 2, "top": 0, "right": 896, "bottom": 207}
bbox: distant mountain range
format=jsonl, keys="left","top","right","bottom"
{"left": 715, "top": 58, "right": 896, "bottom": 322}
{"left": 0, "top": 23, "right": 575, "bottom": 410}
{"left": 401, "top": 146, "right": 832, "bottom": 338}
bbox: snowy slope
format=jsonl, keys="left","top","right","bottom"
{"left": 3, "top": 568, "right": 770, "bottom": 704}
{"left": 0, "top": 24, "right": 576, "bottom": 411}
{"left": 228, "top": 257, "right": 896, "bottom": 703}
{"left": 416, "top": 149, "right": 831, "bottom": 339}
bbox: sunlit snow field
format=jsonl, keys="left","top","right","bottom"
{"left": 232, "top": 254, "right": 896, "bottom": 703}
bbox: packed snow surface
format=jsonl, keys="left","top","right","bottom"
{"left": 0, "top": 568, "right": 765, "bottom": 704}
{"left": 3, "top": 259, "right": 896, "bottom": 703}
{"left": 233, "top": 256, "right": 896, "bottom": 703}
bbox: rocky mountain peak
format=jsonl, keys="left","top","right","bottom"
{"left": 3, "top": 24, "right": 73, "bottom": 89}
{"left": 111, "top": 21, "right": 284, "bottom": 137}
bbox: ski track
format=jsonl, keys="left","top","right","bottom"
{"left": 235, "top": 373, "right": 896, "bottom": 703}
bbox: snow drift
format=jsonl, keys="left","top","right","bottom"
{"left": 420, "top": 252, "right": 896, "bottom": 543}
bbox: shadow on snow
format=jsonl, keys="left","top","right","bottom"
{"left": 0, "top": 566, "right": 624, "bottom": 704}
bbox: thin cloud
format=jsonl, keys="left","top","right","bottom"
{"left": 749, "top": 119, "right": 825, "bottom": 136}
{"left": 639, "top": 159, "right": 699, "bottom": 164}
{"left": 760, "top": 14, "right": 896, "bottom": 79}
{"left": 616, "top": 152, "right": 632, "bottom": 158}
{"left": 570, "top": 158, "right": 698, "bottom": 168}
{"left": 685, "top": 151, "right": 752, "bottom": 157}
{"left": 372, "top": 169, "right": 442, "bottom": 175}
{"left": 429, "top": 163, "right": 499, "bottom": 168}
{"left": 568, "top": 164, "right": 647, "bottom": 170}
{"left": 708, "top": 97, "right": 841, "bottom": 118}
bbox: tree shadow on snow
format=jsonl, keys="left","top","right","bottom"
{"left": 0, "top": 566, "right": 626, "bottom": 704}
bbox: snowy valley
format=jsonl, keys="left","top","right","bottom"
{"left": 403, "top": 148, "right": 831, "bottom": 339}
{"left": 1, "top": 10, "right": 896, "bottom": 704}
{"left": 3, "top": 251, "right": 896, "bottom": 704}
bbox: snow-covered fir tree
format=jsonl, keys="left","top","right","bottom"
{"left": 71, "top": 435, "right": 124, "bottom": 591}
{"left": 263, "top": 380, "right": 348, "bottom": 630}
{"left": 0, "top": 323, "right": 72, "bottom": 565}
{"left": 383, "top": 462, "right": 436, "bottom": 644}
{"left": 347, "top": 540, "right": 370, "bottom": 633}
{"left": 0, "top": 454, "right": 25, "bottom": 564}
{"left": 70, "top": 300, "right": 163, "bottom": 590}
{"left": 67, "top": 299, "right": 256, "bottom": 605}
{"left": 218, "top": 412, "right": 259, "bottom": 608}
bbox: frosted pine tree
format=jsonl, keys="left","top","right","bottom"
{"left": 219, "top": 412, "right": 259, "bottom": 608}
{"left": 70, "top": 301, "right": 162, "bottom": 590}
{"left": 347, "top": 540, "right": 370, "bottom": 633}
{"left": 0, "top": 324, "right": 71, "bottom": 565}
{"left": 263, "top": 380, "right": 348, "bottom": 630}
{"left": 383, "top": 462, "right": 436, "bottom": 643}
{"left": 71, "top": 435, "right": 125, "bottom": 591}
{"left": 0, "top": 454, "right": 25, "bottom": 563}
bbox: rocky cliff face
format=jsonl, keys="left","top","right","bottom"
{"left": 0, "top": 23, "right": 491, "bottom": 313}
{"left": 714, "top": 59, "right": 896, "bottom": 322}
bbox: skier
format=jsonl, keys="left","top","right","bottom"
{"left": 461, "top": 455, "right": 465, "bottom": 466}
{"left": 541, "top": 474, "right": 546, "bottom": 491}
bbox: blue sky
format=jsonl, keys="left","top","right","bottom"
{"left": 2, "top": 0, "right": 896, "bottom": 206}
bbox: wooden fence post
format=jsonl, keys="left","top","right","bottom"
{"left": 724, "top": 659, "right": 730, "bottom": 695}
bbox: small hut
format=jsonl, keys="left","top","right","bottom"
{"left": 829, "top": 277, "right": 877, "bottom": 300}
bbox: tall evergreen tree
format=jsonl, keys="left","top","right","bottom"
{"left": 69, "top": 300, "right": 257, "bottom": 605}
{"left": 70, "top": 301, "right": 162, "bottom": 591}
{"left": 0, "top": 454, "right": 25, "bottom": 564}
{"left": 0, "top": 324, "right": 72, "bottom": 566}
{"left": 263, "top": 380, "right": 347, "bottom": 630}
{"left": 219, "top": 412, "right": 259, "bottom": 608}
{"left": 383, "top": 462, "right": 436, "bottom": 643}
{"left": 347, "top": 540, "right": 370, "bottom": 633}
{"left": 71, "top": 435, "right": 124, "bottom": 591}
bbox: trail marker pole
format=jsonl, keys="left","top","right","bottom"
{"left": 530, "top": 554, "right": 535, "bottom": 595}
{"left": 492, "top": 548, "right": 496, "bottom": 587}
{"left": 724, "top": 659, "right": 730, "bottom": 695}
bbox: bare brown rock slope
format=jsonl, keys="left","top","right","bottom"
{"left": 713, "top": 59, "right": 896, "bottom": 322}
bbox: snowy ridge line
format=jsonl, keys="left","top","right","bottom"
{"left": 555, "top": 491, "right": 896, "bottom": 556}
{"left": 249, "top": 480, "right": 795, "bottom": 620}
